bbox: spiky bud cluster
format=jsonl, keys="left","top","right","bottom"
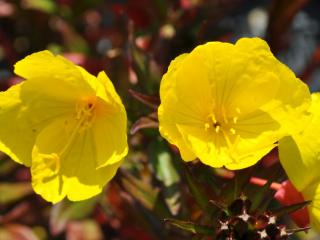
{"left": 215, "top": 195, "right": 302, "bottom": 240}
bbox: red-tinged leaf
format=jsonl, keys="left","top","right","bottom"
{"left": 50, "top": 197, "right": 98, "bottom": 235}
{"left": 0, "top": 224, "right": 38, "bottom": 240}
{"left": 120, "top": 226, "right": 153, "bottom": 240}
{"left": 0, "top": 202, "right": 30, "bottom": 224}
{"left": 128, "top": 89, "right": 160, "bottom": 109}
{"left": 66, "top": 220, "right": 103, "bottom": 240}
{"left": 0, "top": 182, "right": 33, "bottom": 204}
{"left": 274, "top": 181, "right": 310, "bottom": 227}
{"left": 130, "top": 114, "right": 159, "bottom": 135}
{"left": 135, "top": 35, "right": 152, "bottom": 51}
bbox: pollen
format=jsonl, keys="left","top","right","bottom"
{"left": 230, "top": 128, "right": 236, "bottom": 135}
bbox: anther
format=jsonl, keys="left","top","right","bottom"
{"left": 233, "top": 117, "right": 238, "bottom": 124}
{"left": 215, "top": 124, "right": 221, "bottom": 133}
{"left": 230, "top": 128, "right": 236, "bottom": 135}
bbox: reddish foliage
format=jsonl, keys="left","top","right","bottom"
{"left": 274, "top": 180, "right": 310, "bottom": 228}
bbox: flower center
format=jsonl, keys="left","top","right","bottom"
{"left": 205, "top": 113, "right": 237, "bottom": 134}
{"left": 204, "top": 109, "right": 240, "bottom": 149}
{"left": 56, "top": 96, "right": 98, "bottom": 159}
{"left": 75, "top": 96, "right": 97, "bottom": 132}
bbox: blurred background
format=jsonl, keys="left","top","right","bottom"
{"left": 1, "top": 0, "right": 320, "bottom": 239}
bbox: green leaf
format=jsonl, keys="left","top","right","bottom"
{"left": 164, "top": 218, "right": 214, "bottom": 235}
{"left": 0, "top": 183, "right": 33, "bottom": 204}
{"left": 121, "top": 172, "right": 159, "bottom": 210}
{"left": 220, "top": 166, "right": 255, "bottom": 205}
{"left": 250, "top": 178, "right": 273, "bottom": 211}
{"left": 121, "top": 171, "right": 171, "bottom": 217}
{"left": 23, "top": 0, "right": 57, "bottom": 14}
{"left": 0, "top": 159, "right": 16, "bottom": 176}
{"left": 183, "top": 165, "right": 210, "bottom": 211}
{"left": 150, "top": 139, "right": 181, "bottom": 215}
{"left": 50, "top": 197, "right": 98, "bottom": 235}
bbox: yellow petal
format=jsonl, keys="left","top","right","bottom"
{"left": 196, "top": 39, "right": 280, "bottom": 117}
{"left": 31, "top": 115, "right": 123, "bottom": 203}
{"left": 92, "top": 104, "right": 128, "bottom": 168}
{"left": 158, "top": 54, "right": 197, "bottom": 160}
{"left": 93, "top": 71, "right": 128, "bottom": 168}
{"left": 176, "top": 124, "right": 225, "bottom": 168}
{"left": 235, "top": 39, "right": 310, "bottom": 135}
{"left": 260, "top": 64, "right": 310, "bottom": 136}
{"left": 66, "top": 161, "right": 122, "bottom": 201}
{"left": 0, "top": 83, "right": 34, "bottom": 165}
{"left": 279, "top": 93, "right": 320, "bottom": 191}
{"left": 0, "top": 77, "right": 80, "bottom": 166}
{"left": 301, "top": 182, "right": 320, "bottom": 231}
{"left": 0, "top": 79, "right": 74, "bottom": 166}
{"left": 14, "top": 50, "right": 96, "bottom": 97}
{"left": 158, "top": 105, "right": 196, "bottom": 161}
{"left": 160, "top": 53, "right": 188, "bottom": 101}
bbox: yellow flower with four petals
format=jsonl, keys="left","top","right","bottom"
{"left": 0, "top": 51, "right": 128, "bottom": 203}
{"left": 158, "top": 37, "right": 310, "bottom": 169}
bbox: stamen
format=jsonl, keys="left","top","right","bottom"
{"left": 221, "top": 129, "right": 233, "bottom": 149}
{"left": 215, "top": 125, "right": 221, "bottom": 133}
{"left": 233, "top": 117, "right": 238, "bottom": 124}
{"left": 211, "top": 114, "right": 218, "bottom": 124}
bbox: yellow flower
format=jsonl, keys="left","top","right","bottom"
{"left": 279, "top": 93, "right": 320, "bottom": 230}
{"left": 0, "top": 51, "right": 128, "bottom": 203}
{"left": 158, "top": 37, "right": 310, "bottom": 170}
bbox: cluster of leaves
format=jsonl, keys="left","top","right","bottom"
{"left": 1, "top": 0, "right": 320, "bottom": 239}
